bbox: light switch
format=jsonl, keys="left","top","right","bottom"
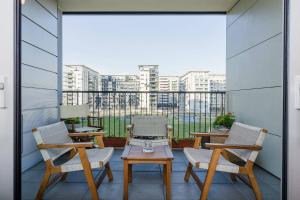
{"left": 296, "top": 76, "right": 300, "bottom": 110}
{"left": 0, "top": 76, "right": 7, "bottom": 108}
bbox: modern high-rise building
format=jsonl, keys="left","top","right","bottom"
{"left": 63, "top": 65, "right": 99, "bottom": 105}
{"left": 138, "top": 65, "right": 159, "bottom": 111}
{"left": 99, "top": 75, "right": 139, "bottom": 109}
{"left": 158, "top": 76, "right": 180, "bottom": 107}
{"left": 180, "top": 71, "right": 226, "bottom": 112}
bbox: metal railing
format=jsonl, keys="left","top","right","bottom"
{"left": 62, "top": 91, "right": 226, "bottom": 139}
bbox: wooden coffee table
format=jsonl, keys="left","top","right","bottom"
{"left": 121, "top": 145, "right": 174, "bottom": 200}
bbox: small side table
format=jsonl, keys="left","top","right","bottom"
{"left": 121, "top": 145, "right": 174, "bottom": 200}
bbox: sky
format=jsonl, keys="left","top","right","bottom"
{"left": 63, "top": 15, "right": 226, "bottom": 76}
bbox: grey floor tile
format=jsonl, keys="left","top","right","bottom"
{"left": 22, "top": 169, "right": 45, "bottom": 183}
{"left": 196, "top": 171, "right": 233, "bottom": 184}
{"left": 43, "top": 182, "right": 88, "bottom": 200}
{"left": 64, "top": 170, "right": 101, "bottom": 183}
{"left": 83, "top": 183, "right": 123, "bottom": 200}
{"left": 171, "top": 183, "right": 200, "bottom": 200}
{"left": 207, "top": 184, "right": 248, "bottom": 200}
{"left": 131, "top": 171, "right": 163, "bottom": 184}
{"left": 133, "top": 164, "right": 161, "bottom": 172}
{"left": 129, "top": 183, "right": 165, "bottom": 200}
{"left": 22, "top": 182, "right": 41, "bottom": 200}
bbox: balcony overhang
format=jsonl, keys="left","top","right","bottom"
{"left": 59, "top": 0, "right": 238, "bottom": 13}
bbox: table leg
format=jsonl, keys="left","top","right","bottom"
{"left": 129, "top": 164, "right": 132, "bottom": 183}
{"left": 163, "top": 164, "right": 167, "bottom": 183}
{"left": 166, "top": 161, "right": 172, "bottom": 200}
{"left": 123, "top": 160, "right": 128, "bottom": 200}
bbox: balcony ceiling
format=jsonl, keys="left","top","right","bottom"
{"left": 59, "top": 0, "right": 239, "bottom": 12}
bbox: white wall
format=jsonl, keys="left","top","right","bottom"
{"left": 21, "top": 0, "right": 60, "bottom": 171}
{"left": 0, "top": 0, "right": 16, "bottom": 199}
{"left": 226, "top": 0, "right": 283, "bottom": 177}
{"left": 288, "top": 0, "right": 300, "bottom": 199}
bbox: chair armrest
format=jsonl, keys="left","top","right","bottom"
{"left": 68, "top": 132, "right": 105, "bottom": 137}
{"left": 37, "top": 142, "right": 94, "bottom": 149}
{"left": 205, "top": 143, "right": 262, "bottom": 150}
{"left": 191, "top": 132, "right": 229, "bottom": 137}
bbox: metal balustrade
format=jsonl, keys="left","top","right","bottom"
{"left": 62, "top": 91, "right": 226, "bottom": 139}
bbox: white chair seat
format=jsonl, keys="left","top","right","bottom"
{"left": 61, "top": 147, "right": 114, "bottom": 172}
{"left": 184, "top": 147, "right": 239, "bottom": 173}
{"left": 74, "top": 127, "right": 101, "bottom": 133}
{"left": 129, "top": 138, "right": 169, "bottom": 146}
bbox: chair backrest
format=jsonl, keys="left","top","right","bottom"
{"left": 224, "top": 122, "right": 268, "bottom": 162}
{"left": 131, "top": 115, "right": 168, "bottom": 137}
{"left": 60, "top": 104, "right": 89, "bottom": 118}
{"left": 32, "top": 121, "right": 73, "bottom": 161}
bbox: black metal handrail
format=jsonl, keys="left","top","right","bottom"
{"left": 62, "top": 91, "right": 226, "bottom": 139}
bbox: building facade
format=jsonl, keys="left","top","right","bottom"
{"left": 158, "top": 76, "right": 180, "bottom": 107}
{"left": 180, "top": 71, "right": 226, "bottom": 112}
{"left": 138, "top": 65, "right": 159, "bottom": 111}
{"left": 63, "top": 65, "right": 99, "bottom": 105}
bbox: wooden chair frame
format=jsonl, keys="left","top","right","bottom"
{"left": 126, "top": 124, "right": 173, "bottom": 147}
{"left": 33, "top": 131, "right": 113, "bottom": 200}
{"left": 184, "top": 131, "right": 267, "bottom": 200}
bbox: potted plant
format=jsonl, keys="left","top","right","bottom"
{"left": 64, "top": 117, "right": 81, "bottom": 131}
{"left": 213, "top": 112, "right": 235, "bottom": 130}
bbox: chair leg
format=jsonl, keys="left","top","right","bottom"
{"left": 35, "top": 167, "right": 51, "bottom": 200}
{"left": 105, "top": 162, "right": 114, "bottom": 181}
{"left": 184, "top": 162, "right": 193, "bottom": 182}
{"left": 247, "top": 170, "right": 262, "bottom": 200}
{"left": 200, "top": 149, "right": 222, "bottom": 200}
{"left": 78, "top": 148, "right": 99, "bottom": 200}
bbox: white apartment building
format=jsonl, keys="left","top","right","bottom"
{"left": 138, "top": 65, "right": 159, "bottom": 111}
{"left": 158, "top": 76, "right": 180, "bottom": 107}
{"left": 180, "top": 71, "right": 226, "bottom": 112}
{"left": 99, "top": 75, "right": 139, "bottom": 109}
{"left": 63, "top": 65, "right": 99, "bottom": 105}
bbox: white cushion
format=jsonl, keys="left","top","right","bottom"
{"left": 184, "top": 148, "right": 239, "bottom": 173}
{"left": 60, "top": 147, "right": 114, "bottom": 172}
{"left": 129, "top": 138, "right": 169, "bottom": 146}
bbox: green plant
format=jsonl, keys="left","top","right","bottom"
{"left": 213, "top": 113, "right": 235, "bottom": 129}
{"left": 64, "top": 117, "right": 81, "bottom": 124}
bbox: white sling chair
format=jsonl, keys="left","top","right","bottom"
{"left": 126, "top": 115, "right": 173, "bottom": 147}
{"left": 184, "top": 122, "right": 268, "bottom": 200}
{"left": 32, "top": 121, "right": 114, "bottom": 200}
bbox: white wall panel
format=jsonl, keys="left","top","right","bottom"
{"left": 22, "top": 16, "right": 57, "bottom": 56}
{"left": 256, "top": 134, "right": 282, "bottom": 178}
{"left": 37, "top": 0, "right": 58, "bottom": 17}
{"left": 22, "top": 0, "right": 57, "bottom": 36}
{"left": 227, "top": 0, "right": 256, "bottom": 27}
{"left": 227, "top": 34, "right": 283, "bottom": 90}
{"left": 22, "top": 65, "right": 57, "bottom": 89}
{"left": 22, "top": 88, "right": 58, "bottom": 110}
{"left": 227, "top": 87, "right": 282, "bottom": 137}
{"left": 227, "top": 0, "right": 283, "bottom": 58}
{"left": 22, "top": 108, "right": 58, "bottom": 133}
{"left": 226, "top": 0, "right": 283, "bottom": 178}
{"left": 22, "top": 41, "right": 57, "bottom": 73}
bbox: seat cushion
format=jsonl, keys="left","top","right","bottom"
{"left": 184, "top": 148, "right": 239, "bottom": 173}
{"left": 74, "top": 127, "right": 101, "bottom": 133}
{"left": 60, "top": 147, "right": 114, "bottom": 172}
{"left": 129, "top": 138, "right": 169, "bottom": 146}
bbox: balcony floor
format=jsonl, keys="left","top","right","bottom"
{"left": 22, "top": 149, "right": 280, "bottom": 200}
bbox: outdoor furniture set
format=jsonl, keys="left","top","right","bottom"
{"left": 32, "top": 111, "right": 268, "bottom": 200}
